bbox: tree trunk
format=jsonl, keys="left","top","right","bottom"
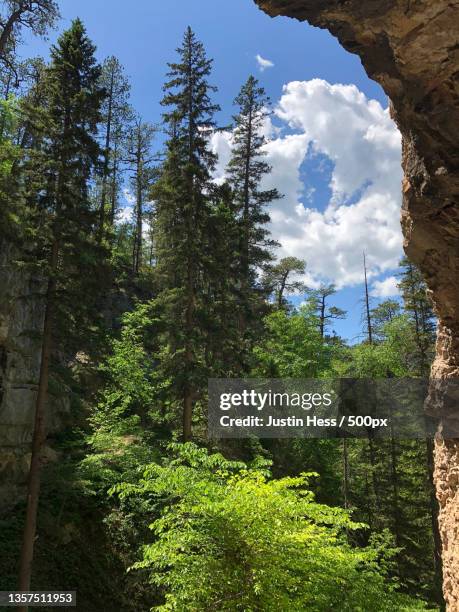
{"left": 277, "top": 271, "right": 288, "bottom": 309}
{"left": 389, "top": 439, "right": 401, "bottom": 536}
{"left": 242, "top": 104, "right": 253, "bottom": 285}
{"left": 132, "top": 131, "right": 143, "bottom": 275}
{"left": 135, "top": 161, "right": 142, "bottom": 273}
{"left": 99, "top": 69, "right": 114, "bottom": 236}
{"left": 342, "top": 437, "right": 350, "bottom": 509}
{"left": 0, "top": 8, "right": 22, "bottom": 59}
{"left": 320, "top": 295, "right": 325, "bottom": 339}
{"left": 183, "top": 236, "right": 195, "bottom": 441}
{"left": 183, "top": 391, "right": 193, "bottom": 442}
{"left": 363, "top": 252, "right": 372, "bottom": 344}
{"left": 110, "top": 140, "right": 119, "bottom": 224}
{"left": 367, "top": 436, "right": 380, "bottom": 515}
{"left": 17, "top": 239, "right": 59, "bottom": 606}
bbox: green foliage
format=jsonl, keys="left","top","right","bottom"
{"left": 252, "top": 305, "right": 334, "bottom": 377}
{"left": 114, "top": 444, "right": 427, "bottom": 611}
{"left": 80, "top": 302, "right": 161, "bottom": 492}
{"left": 337, "top": 312, "right": 441, "bottom": 605}
{"left": 151, "top": 27, "right": 222, "bottom": 437}
{"left": 397, "top": 257, "right": 436, "bottom": 375}
{"left": 306, "top": 283, "right": 346, "bottom": 339}
{"left": 262, "top": 256, "right": 307, "bottom": 309}
{"left": 0, "top": 15, "right": 442, "bottom": 612}
{"left": 0, "top": 95, "right": 22, "bottom": 233}
{"left": 371, "top": 300, "right": 401, "bottom": 340}
{"left": 227, "top": 75, "right": 280, "bottom": 278}
{"left": 346, "top": 315, "right": 424, "bottom": 377}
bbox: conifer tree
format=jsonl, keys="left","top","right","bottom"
{"left": 98, "top": 55, "right": 132, "bottom": 231}
{"left": 262, "top": 256, "right": 306, "bottom": 309}
{"left": 124, "top": 117, "right": 157, "bottom": 275}
{"left": 397, "top": 256, "right": 436, "bottom": 373}
{"left": 153, "top": 27, "right": 220, "bottom": 440}
{"left": 227, "top": 75, "right": 280, "bottom": 325}
{"left": 17, "top": 19, "right": 104, "bottom": 598}
{"left": 0, "top": 0, "right": 59, "bottom": 79}
{"left": 371, "top": 299, "right": 401, "bottom": 341}
{"left": 362, "top": 252, "right": 374, "bottom": 344}
{"left": 308, "top": 283, "right": 346, "bottom": 338}
{"left": 397, "top": 257, "right": 441, "bottom": 597}
{"left": 201, "top": 182, "right": 246, "bottom": 375}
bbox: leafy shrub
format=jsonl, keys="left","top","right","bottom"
{"left": 114, "top": 444, "right": 428, "bottom": 611}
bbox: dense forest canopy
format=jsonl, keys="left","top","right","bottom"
{"left": 0, "top": 4, "right": 443, "bottom": 611}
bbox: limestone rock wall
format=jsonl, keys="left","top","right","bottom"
{"left": 255, "top": 0, "right": 459, "bottom": 607}
{"left": 0, "top": 240, "right": 66, "bottom": 513}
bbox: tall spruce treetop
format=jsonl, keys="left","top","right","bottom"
{"left": 22, "top": 17, "right": 107, "bottom": 348}
{"left": 227, "top": 75, "right": 281, "bottom": 281}
{"left": 161, "top": 26, "right": 219, "bottom": 178}
{"left": 44, "top": 19, "right": 103, "bottom": 228}
{"left": 24, "top": 18, "right": 107, "bottom": 353}
{"left": 155, "top": 26, "right": 221, "bottom": 285}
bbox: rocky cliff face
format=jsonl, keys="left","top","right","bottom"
{"left": 0, "top": 240, "right": 67, "bottom": 513}
{"left": 255, "top": 0, "right": 459, "bottom": 607}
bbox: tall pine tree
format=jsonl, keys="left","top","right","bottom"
{"left": 97, "top": 55, "right": 132, "bottom": 232}
{"left": 153, "top": 27, "right": 219, "bottom": 440}
{"left": 125, "top": 117, "right": 157, "bottom": 275}
{"left": 398, "top": 256, "right": 436, "bottom": 374}
{"left": 227, "top": 75, "right": 280, "bottom": 334}
{"left": 17, "top": 19, "right": 105, "bottom": 598}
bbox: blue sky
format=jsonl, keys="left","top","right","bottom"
{"left": 20, "top": 0, "right": 404, "bottom": 342}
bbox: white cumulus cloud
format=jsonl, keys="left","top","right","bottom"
{"left": 211, "top": 79, "right": 403, "bottom": 289}
{"left": 371, "top": 276, "right": 400, "bottom": 298}
{"left": 255, "top": 54, "right": 274, "bottom": 72}
{"left": 268, "top": 80, "right": 403, "bottom": 288}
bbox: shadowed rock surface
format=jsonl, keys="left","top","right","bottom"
{"left": 0, "top": 241, "right": 68, "bottom": 513}
{"left": 255, "top": 0, "right": 459, "bottom": 607}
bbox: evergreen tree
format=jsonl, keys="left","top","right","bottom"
{"left": 153, "top": 27, "right": 220, "bottom": 440}
{"left": 362, "top": 252, "right": 374, "bottom": 344}
{"left": 397, "top": 256, "right": 436, "bottom": 374}
{"left": 397, "top": 257, "right": 441, "bottom": 599}
{"left": 98, "top": 55, "right": 132, "bottom": 231}
{"left": 226, "top": 75, "right": 281, "bottom": 329}
{"left": 262, "top": 256, "right": 306, "bottom": 309}
{"left": 371, "top": 299, "right": 401, "bottom": 341}
{"left": 200, "top": 182, "right": 248, "bottom": 375}
{"left": 17, "top": 19, "right": 105, "bottom": 596}
{"left": 124, "top": 117, "right": 157, "bottom": 275}
{"left": 308, "top": 283, "right": 346, "bottom": 338}
{"left": 0, "top": 0, "right": 59, "bottom": 72}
